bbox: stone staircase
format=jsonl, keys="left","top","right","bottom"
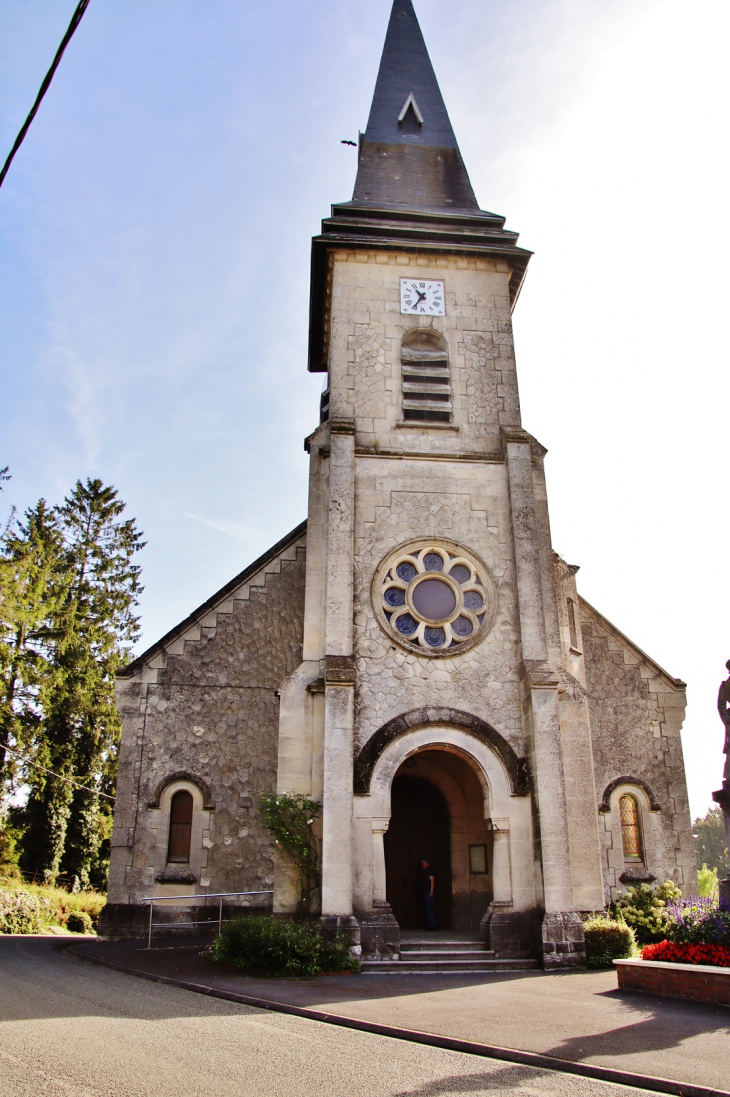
{"left": 361, "top": 934, "right": 538, "bottom": 974}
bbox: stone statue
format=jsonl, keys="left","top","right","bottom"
{"left": 714, "top": 661, "right": 730, "bottom": 906}
{"left": 718, "top": 660, "right": 730, "bottom": 783}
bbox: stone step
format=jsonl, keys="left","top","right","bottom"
{"left": 400, "top": 939, "right": 484, "bottom": 952}
{"left": 400, "top": 949, "right": 492, "bottom": 961}
{"left": 362, "top": 957, "right": 539, "bottom": 973}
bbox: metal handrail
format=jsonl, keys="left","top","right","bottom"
{"left": 141, "top": 889, "right": 273, "bottom": 949}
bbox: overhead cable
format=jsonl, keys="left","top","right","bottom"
{"left": 0, "top": 0, "right": 92, "bottom": 190}
{"left": 1, "top": 743, "right": 115, "bottom": 801}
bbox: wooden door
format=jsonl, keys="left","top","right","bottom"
{"left": 384, "top": 775, "right": 451, "bottom": 929}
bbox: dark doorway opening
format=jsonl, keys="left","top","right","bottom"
{"left": 384, "top": 774, "right": 452, "bottom": 929}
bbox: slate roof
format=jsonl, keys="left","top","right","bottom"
{"left": 351, "top": 0, "right": 478, "bottom": 212}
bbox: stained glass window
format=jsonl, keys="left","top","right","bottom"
{"left": 412, "top": 578, "right": 456, "bottom": 620}
{"left": 619, "top": 795, "right": 642, "bottom": 862}
{"left": 452, "top": 616, "right": 473, "bottom": 636}
{"left": 375, "top": 540, "right": 496, "bottom": 655}
{"left": 396, "top": 613, "right": 418, "bottom": 635}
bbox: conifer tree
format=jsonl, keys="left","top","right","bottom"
{"left": 0, "top": 499, "right": 67, "bottom": 797}
{"left": 22, "top": 479, "right": 144, "bottom": 884}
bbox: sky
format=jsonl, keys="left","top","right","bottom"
{"left": 1, "top": 0, "right": 728, "bottom": 820}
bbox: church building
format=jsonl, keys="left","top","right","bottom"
{"left": 102, "top": 1, "right": 696, "bottom": 966}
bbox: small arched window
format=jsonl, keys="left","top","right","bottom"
{"left": 401, "top": 329, "right": 451, "bottom": 424}
{"left": 167, "top": 790, "right": 194, "bottom": 863}
{"left": 619, "top": 794, "right": 643, "bottom": 862}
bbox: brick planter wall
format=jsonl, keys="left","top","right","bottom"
{"left": 615, "top": 958, "right": 730, "bottom": 1007}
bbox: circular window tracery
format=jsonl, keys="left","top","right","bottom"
{"left": 372, "top": 540, "right": 497, "bottom": 656}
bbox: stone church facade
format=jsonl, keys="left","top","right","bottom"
{"left": 102, "top": 1, "right": 696, "bottom": 965}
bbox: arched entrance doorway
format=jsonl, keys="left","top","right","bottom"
{"left": 383, "top": 749, "right": 494, "bottom": 930}
{"left": 384, "top": 775, "right": 451, "bottom": 929}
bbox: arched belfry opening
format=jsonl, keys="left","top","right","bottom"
{"left": 401, "top": 328, "right": 451, "bottom": 424}
{"left": 383, "top": 748, "right": 492, "bottom": 930}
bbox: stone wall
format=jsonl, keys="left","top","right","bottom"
{"left": 580, "top": 600, "right": 696, "bottom": 901}
{"left": 328, "top": 249, "right": 521, "bottom": 457}
{"left": 353, "top": 463, "right": 524, "bottom": 756}
{"left": 106, "top": 534, "right": 307, "bottom": 912}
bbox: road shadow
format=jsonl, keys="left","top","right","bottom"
{"left": 2, "top": 934, "right": 729, "bottom": 1095}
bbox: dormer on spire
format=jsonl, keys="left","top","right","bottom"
{"left": 397, "top": 93, "right": 424, "bottom": 127}
{"left": 351, "top": 0, "right": 478, "bottom": 212}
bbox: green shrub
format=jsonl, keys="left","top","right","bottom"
{"left": 697, "top": 864, "right": 719, "bottom": 901}
{"left": 0, "top": 887, "right": 47, "bottom": 934}
{"left": 66, "top": 910, "right": 94, "bottom": 934}
{"left": 611, "top": 880, "right": 681, "bottom": 944}
{"left": 583, "top": 914, "right": 637, "bottom": 967}
{"left": 211, "top": 914, "right": 360, "bottom": 977}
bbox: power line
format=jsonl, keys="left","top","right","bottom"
{"left": 0, "top": 0, "right": 92, "bottom": 190}
{"left": 1, "top": 743, "right": 115, "bottom": 802}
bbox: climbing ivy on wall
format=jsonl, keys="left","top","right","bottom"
{"left": 258, "top": 792, "right": 321, "bottom": 917}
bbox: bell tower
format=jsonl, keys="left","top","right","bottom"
{"left": 275, "top": 0, "right": 603, "bottom": 966}
{"left": 104, "top": 0, "right": 695, "bottom": 951}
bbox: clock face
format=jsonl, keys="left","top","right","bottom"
{"left": 400, "top": 279, "right": 445, "bottom": 316}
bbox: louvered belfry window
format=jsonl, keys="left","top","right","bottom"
{"left": 167, "top": 789, "right": 194, "bottom": 863}
{"left": 401, "top": 329, "right": 451, "bottom": 423}
{"left": 619, "top": 794, "right": 643, "bottom": 862}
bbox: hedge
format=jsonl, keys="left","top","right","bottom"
{"left": 583, "top": 915, "right": 637, "bottom": 967}
{"left": 211, "top": 914, "right": 360, "bottom": 977}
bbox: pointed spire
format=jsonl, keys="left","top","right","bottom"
{"left": 352, "top": 0, "right": 478, "bottom": 212}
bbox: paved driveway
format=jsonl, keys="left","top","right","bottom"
{"left": 0, "top": 937, "right": 645, "bottom": 1097}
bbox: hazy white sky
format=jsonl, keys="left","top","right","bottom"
{"left": 1, "top": 0, "right": 728, "bottom": 818}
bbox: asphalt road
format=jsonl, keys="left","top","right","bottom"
{"left": 0, "top": 937, "right": 647, "bottom": 1097}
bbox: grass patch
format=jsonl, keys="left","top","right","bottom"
{"left": 0, "top": 873, "right": 104, "bottom": 934}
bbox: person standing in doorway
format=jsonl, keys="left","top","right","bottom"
{"left": 419, "top": 858, "right": 437, "bottom": 930}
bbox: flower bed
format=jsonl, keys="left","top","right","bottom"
{"left": 615, "top": 958, "right": 730, "bottom": 1007}
{"left": 641, "top": 940, "right": 730, "bottom": 967}
{"left": 614, "top": 894, "right": 730, "bottom": 1006}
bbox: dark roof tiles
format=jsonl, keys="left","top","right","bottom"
{"left": 353, "top": 0, "right": 478, "bottom": 212}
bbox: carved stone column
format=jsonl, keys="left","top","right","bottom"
{"left": 358, "top": 819, "right": 400, "bottom": 960}
{"left": 371, "top": 819, "right": 389, "bottom": 903}
{"left": 481, "top": 819, "right": 537, "bottom": 958}
{"left": 319, "top": 418, "right": 360, "bottom": 948}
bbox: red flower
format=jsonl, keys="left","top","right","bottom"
{"left": 641, "top": 941, "right": 730, "bottom": 966}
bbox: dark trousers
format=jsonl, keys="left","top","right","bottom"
{"left": 424, "top": 893, "right": 437, "bottom": 929}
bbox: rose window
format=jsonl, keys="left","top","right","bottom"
{"left": 373, "top": 540, "right": 496, "bottom": 656}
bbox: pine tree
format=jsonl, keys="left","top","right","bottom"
{"left": 22, "top": 479, "right": 144, "bottom": 884}
{"left": 0, "top": 500, "right": 67, "bottom": 798}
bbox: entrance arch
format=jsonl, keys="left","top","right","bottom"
{"left": 353, "top": 722, "right": 537, "bottom": 923}
{"left": 384, "top": 749, "right": 493, "bottom": 929}
{"left": 384, "top": 774, "right": 451, "bottom": 928}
